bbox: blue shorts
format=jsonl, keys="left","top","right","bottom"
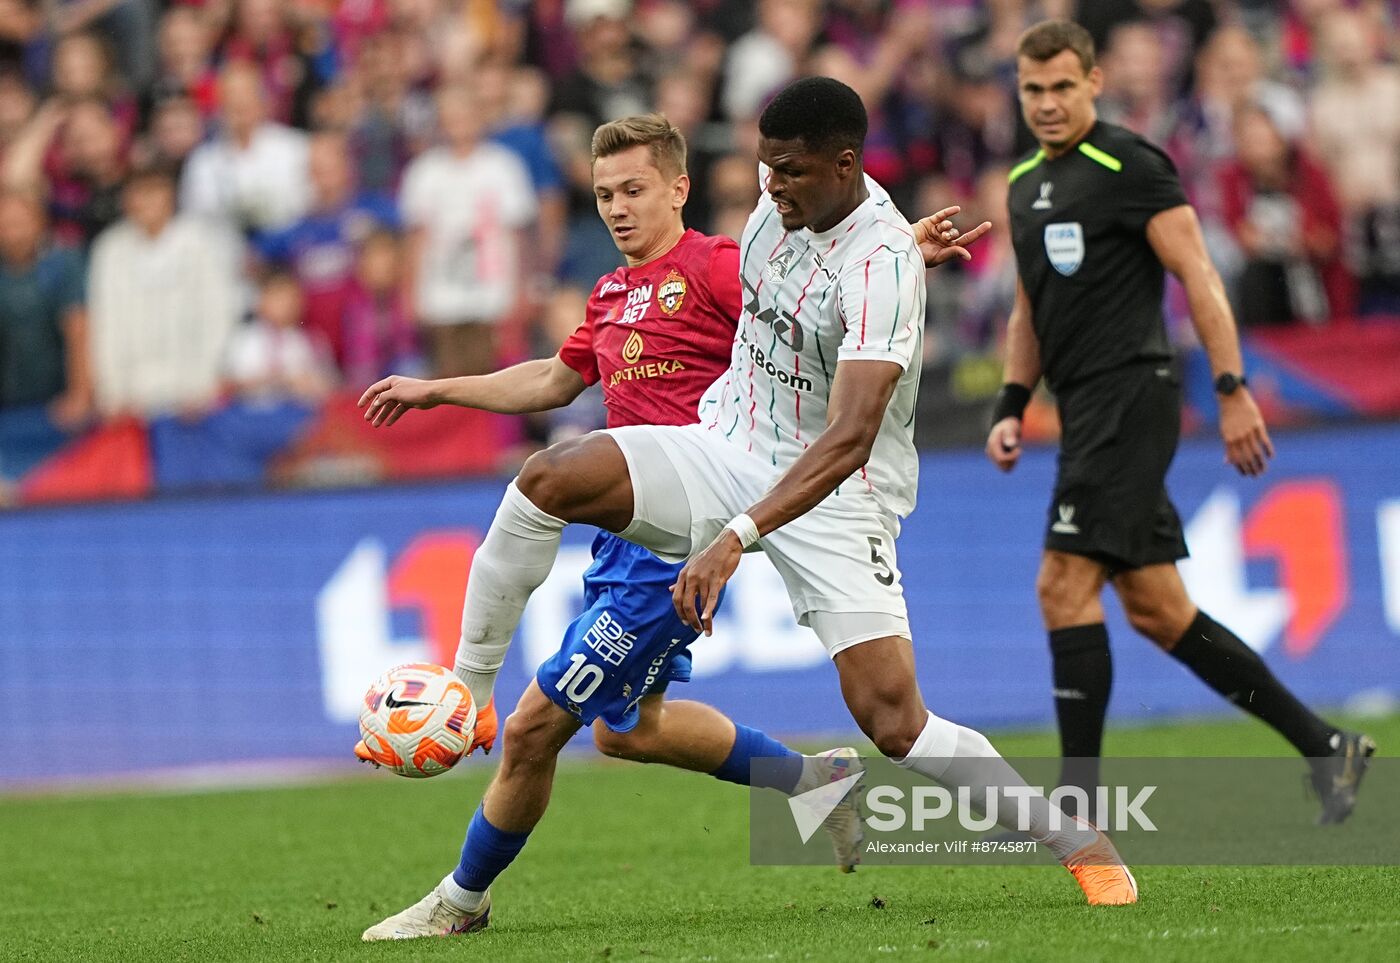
{"left": 536, "top": 531, "right": 714, "bottom": 733}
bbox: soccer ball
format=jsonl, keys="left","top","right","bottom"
{"left": 356, "top": 663, "right": 476, "bottom": 778}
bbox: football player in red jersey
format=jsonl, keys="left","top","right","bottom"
{"left": 357, "top": 114, "right": 987, "bottom": 940}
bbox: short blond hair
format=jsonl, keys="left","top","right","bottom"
{"left": 590, "top": 113, "right": 687, "bottom": 177}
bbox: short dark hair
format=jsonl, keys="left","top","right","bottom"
{"left": 1017, "top": 20, "right": 1096, "bottom": 73}
{"left": 758, "top": 76, "right": 867, "bottom": 155}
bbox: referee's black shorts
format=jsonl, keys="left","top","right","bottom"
{"left": 1045, "top": 361, "right": 1189, "bottom": 573}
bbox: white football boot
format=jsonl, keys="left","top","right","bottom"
{"left": 792, "top": 747, "right": 865, "bottom": 873}
{"left": 361, "top": 884, "right": 491, "bottom": 941}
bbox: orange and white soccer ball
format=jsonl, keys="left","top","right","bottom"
{"left": 355, "top": 663, "right": 477, "bottom": 778}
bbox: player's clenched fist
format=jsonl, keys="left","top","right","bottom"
{"left": 985, "top": 417, "right": 1023, "bottom": 472}
{"left": 358, "top": 375, "right": 442, "bottom": 427}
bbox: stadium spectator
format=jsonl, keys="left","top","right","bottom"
{"left": 341, "top": 227, "right": 423, "bottom": 388}
{"left": 1220, "top": 103, "right": 1352, "bottom": 327}
{"left": 651, "top": 67, "right": 726, "bottom": 233}
{"left": 552, "top": 0, "right": 651, "bottom": 129}
{"left": 1309, "top": 8, "right": 1400, "bottom": 314}
{"left": 1075, "top": 0, "right": 1219, "bottom": 95}
{"left": 401, "top": 84, "right": 536, "bottom": 377}
{"left": 88, "top": 165, "right": 241, "bottom": 417}
{"left": 134, "top": 93, "right": 204, "bottom": 180}
{"left": 721, "top": 0, "right": 821, "bottom": 121}
{"left": 0, "top": 187, "right": 90, "bottom": 426}
{"left": 346, "top": 29, "right": 433, "bottom": 194}
{"left": 1098, "top": 21, "right": 1182, "bottom": 145}
{"left": 0, "top": 0, "right": 1397, "bottom": 494}
{"left": 957, "top": 164, "right": 1018, "bottom": 352}
{"left": 256, "top": 131, "right": 397, "bottom": 369}
{"left": 47, "top": 97, "right": 127, "bottom": 248}
{"left": 47, "top": 31, "right": 137, "bottom": 136}
{"left": 149, "top": 7, "right": 218, "bottom": 119}
{"left": 180, "top": 61, "right": 311, "bottom": 237}
{"left": 44, "top": 0, "right": 154, "bottom": 94}
{"left": 476, "top": 59, "right": 567, "bottom": 278}
{"left": 1173, "top": 26, "right": 1307, "bottom": 291}
{"left": 219, "top": 0, "right": 314, "bottom": 126}
{"left": 1278, "top": 0, "right": 1348, "bottom": 81}
{"left": 224, "top": 269, "right": 333, "bottom": 406}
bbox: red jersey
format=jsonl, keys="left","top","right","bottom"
{"left": 559, "top": 229, "right": 741, "bottom": 428}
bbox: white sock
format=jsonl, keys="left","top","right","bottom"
{"left": 453, "top": 482, "right": 566, "bottom": 706}
{"left": 894, "top": 711, "right": 1096, "bottom": 862}
{"left": 439, "top": 873, "right": 487, "bottom": 913}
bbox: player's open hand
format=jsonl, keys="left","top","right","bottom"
{"left": 358, "top": 375, "right": 441, "bottom": 427}
{"left": 985, "top": 417, "right": 1022, "bottom": 472}
{"left": 1219, "top": 389, "right": 1273, "bottom": 477}
{"left": 671, "top": 530, "right": 743, "bottom": 636}
{"left": 914, "top": 206, "right": 993, "bottom": 268}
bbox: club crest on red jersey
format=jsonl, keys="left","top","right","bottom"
{"left": 657, "top": 269, "right": 687, "bottom": 315}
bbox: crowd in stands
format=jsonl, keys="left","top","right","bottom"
{"left": 2, "top": 0, "right": 1400, "bottom": 499}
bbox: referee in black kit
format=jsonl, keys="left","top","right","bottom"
{"left": 988, "top": 20, "right": 1373, "bottom": 824}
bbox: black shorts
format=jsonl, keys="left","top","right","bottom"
{"left": 1045, "top": 362, "right": 1189, "bottom": 572}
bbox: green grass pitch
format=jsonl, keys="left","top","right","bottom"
{"left": 3, "top": 715, "right": 1397, "bottom": 962}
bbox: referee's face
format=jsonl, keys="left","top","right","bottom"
{"left": 1017, "top": 50, "right": 1103, "bottom": 154}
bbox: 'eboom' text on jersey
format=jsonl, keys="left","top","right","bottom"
{"left": 740, "top": 333, "right": 815, "bottom": 392}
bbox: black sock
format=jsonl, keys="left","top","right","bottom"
{"left": 1170, "top": 611, "right": 1337, "bottom": 757}
{"left": 1049, "top": 623, "right": 1112, "bottom": 813}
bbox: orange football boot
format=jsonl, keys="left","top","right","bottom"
{"left": 469, "top": 697, "right": 498, "bottom": 755}
{"left": 1063, "top": 819, "right": 1139, "bottom": 906}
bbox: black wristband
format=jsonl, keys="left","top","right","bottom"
{"left": 991, "top": 383, "right": 1032, "bottom": 425}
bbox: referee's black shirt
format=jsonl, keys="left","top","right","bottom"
{"left": 1007, "top": 121, "right": 1189, "bottom": 394}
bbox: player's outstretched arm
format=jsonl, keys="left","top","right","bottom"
{"left": 986, "top": 278, "right": 1042, "bottom": 473}
{"left": 1147, "top": 204, "right": 1273, "bottom": 477}
{"left": 672, "top": 360, "right": 900, "bottom": 634}
{"left": 359, "top": 356, "right": 588, "bottom": 427}
{"left": 913, "top": 205, "right": 993, "bottom": 267}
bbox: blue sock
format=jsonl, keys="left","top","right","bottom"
{"left": 452, "top": 805, "right": 531, "bottom": 892}
{"left": 710, "top": 724, "right": 803, "bottom": 793}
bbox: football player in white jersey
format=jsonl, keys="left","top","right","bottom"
{"left": 407, "top": 77, "right": 1137, "bottom": 911}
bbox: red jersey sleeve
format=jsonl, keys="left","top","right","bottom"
{"left": 704, "top": 237, "right": 742, "bottom": 324}
{"left": 556, "top": 285, "right": 602, "bottom": 386}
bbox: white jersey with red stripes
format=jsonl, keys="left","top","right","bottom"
{"left": 697, "top": 171, "right": 925, "bottom": 518}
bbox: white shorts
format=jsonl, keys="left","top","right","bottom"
{"left": 604, "top": 423, "right": 911, "bottom": 656}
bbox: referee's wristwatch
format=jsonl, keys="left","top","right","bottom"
{"left": 1213, "top": 372, "right": 1248, "bottom": 396}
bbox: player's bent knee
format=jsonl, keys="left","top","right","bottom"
{"left": 516, "top": 435, "right": 628, "bottom": 525}
{"left": 515, "top": 446, "right": 581, "bottom": 519}
{"left": 870, "top": 718, "right": 923, "bottom": 760}
{"left": 500, "top": 705, "right": 558, "bottom": 759}
{"left": 592, "top": 724, "right": 644, "bottom": 761}
{"left": 847, "top": 693, "right": 925, "bottom": 759}
{"left": 1125, "top": 603, "right": 1185, "bottom": 648}
{"left": 1036, "top": 561, "right": 1099, "bottom": 626}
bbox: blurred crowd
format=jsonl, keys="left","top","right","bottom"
{"left": 3, "top": 0, "right": 1400, "bottom": 489}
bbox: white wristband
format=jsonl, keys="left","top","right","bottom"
{"left": 723, "top": 513, "right": 760, "bottom": 550}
